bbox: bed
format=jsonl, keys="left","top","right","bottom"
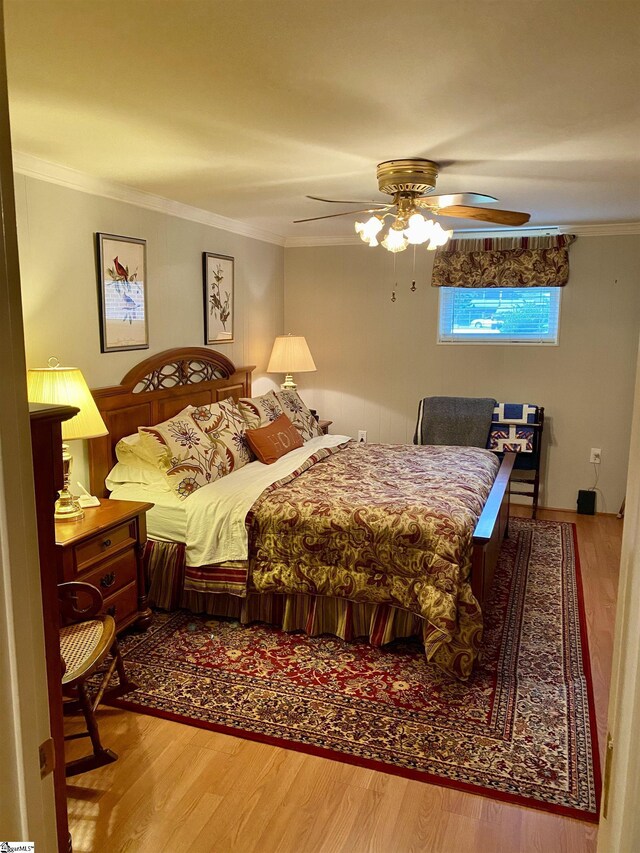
{"left": 89, "top": 347, "right": 514, "bottom": 678}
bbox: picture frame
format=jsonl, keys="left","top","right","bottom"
{"left": 96, "top": 233, "right": 148, "bottom": 353}
{"left": 203, "top": 252, "right": 234, "bottom": 344}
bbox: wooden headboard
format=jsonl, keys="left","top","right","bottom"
{"left": 89, "top": 347, "right": 255, "bottom": 496}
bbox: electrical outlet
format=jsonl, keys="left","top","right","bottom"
{"left": 590, "top": 448, "right": 601, "bottom": 464}
{"left": 357, "top": 430, "right": 367, "bottom": 443}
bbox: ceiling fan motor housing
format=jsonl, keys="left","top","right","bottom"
{"left": 376, "top": 158, "right": 439, "bottom": 196}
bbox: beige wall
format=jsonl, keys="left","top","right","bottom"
{"left": 285, "top": 235, "right": 640, "bottom": 511}
{"left": 15, "top": 175, "right": 284, "bottom": 485}
{"left": 16, "top": 176, "right": 284, "bottom": 387}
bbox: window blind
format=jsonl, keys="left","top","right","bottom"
{"left": 438, "top": 287, "right": 561, "bottom": 344}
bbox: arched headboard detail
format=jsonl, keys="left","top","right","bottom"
{"left": 120, "top": 347, "right": 237, "bottom": 392}
{"left": 89, "top": 347, "right": 255, "bottom": 496}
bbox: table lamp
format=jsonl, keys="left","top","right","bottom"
{"left": 27, "top": 358, "right": 108, "bottom": 521}
{"left": 267, "top": 335, "right": 316, "bottom": 390}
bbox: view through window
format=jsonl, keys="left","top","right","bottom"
{"left": 438, "top": 287, "right": 561, "bottom": 344}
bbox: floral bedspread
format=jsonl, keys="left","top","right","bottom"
{"left": 247, "top": 442, "right": 500, "bottom": 679}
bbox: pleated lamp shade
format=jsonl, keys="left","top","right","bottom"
{"left": 27, "top": 363, "right": 108, "bottom": 440}
{"left": 267, "top": 336, "right": 316, "bottom": 374}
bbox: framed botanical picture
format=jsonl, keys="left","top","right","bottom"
{"left": 203, "top": 252, "right": 234, "bottom": 344}
{"left": 96, "top": 233, "right": 148, "bottom": 353}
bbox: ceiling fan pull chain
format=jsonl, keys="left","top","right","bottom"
{"left": 411, "top": 246, "right": 417, "bottom": 291}
{"left": 391, "top": 254, "right": 397, "bottom": 302}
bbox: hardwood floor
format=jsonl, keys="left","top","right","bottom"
{"left": 65, "top": 508, "right": 621, "bottom": 853}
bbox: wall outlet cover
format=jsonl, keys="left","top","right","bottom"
{"left": 357, "top": 430, "right": 367, "bottom": 443}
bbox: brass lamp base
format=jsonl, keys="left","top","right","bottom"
{"left": 54, "top": 442, "right": 84, "bottom": 521}
{"left": 280, "top": 373, "right": 297, "bottom": 390}
{"left": 54, "top": 488, "right": 84, "bottom": 521}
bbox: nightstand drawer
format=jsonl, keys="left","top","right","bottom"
{"left": 80, "top": 547, "right": 137, "bottom": 596}
{"left": 102, "top": 581, "right": 138, "bottom": 628}
{"left": 74, "top": 520, "right": 135, "bottom": 572}
{"left": 56, "top": 499, "right": 153, "bottom": 634}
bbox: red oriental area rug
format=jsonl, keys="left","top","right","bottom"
{"left": 110, "top": 518, "right": 600, "bottom": 821}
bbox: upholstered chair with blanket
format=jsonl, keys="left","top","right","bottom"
{"left": 413, "top": 396, "right": 497, "bottom": 448}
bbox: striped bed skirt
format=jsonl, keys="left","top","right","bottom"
{"left": 144, "top": 539, "right": 425, "bottom": 646}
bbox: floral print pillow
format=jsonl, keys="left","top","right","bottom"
{"left": 238, "top": 390, "right": 284, "bottom": 430}
{"left": 276, "top": 390, "right": 323, "bottom": 441}
{"left": 137, "top": 400, "right": 249, "bottom": 499}
{"left": 189, "top": 398, "right": 252, "bottom": 471}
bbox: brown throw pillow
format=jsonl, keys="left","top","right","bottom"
{"left": 245, "top": 413, "right": 303, "bottom": 464}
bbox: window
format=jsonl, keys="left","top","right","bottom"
{"left": 438, "top": 287, "right": 561, "bottom": 345}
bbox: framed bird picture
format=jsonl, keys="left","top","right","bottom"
{"left": 96, "top": 233, "right": 149, "bottom": 353}
{"left": 203, "top": 252, "right": 234, "bottom": 344}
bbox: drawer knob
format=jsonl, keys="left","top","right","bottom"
{"left": 106, "top": 605, "right": 116, "bottom": 617}
{"left": 102, "top": 538, "right": 112, "bottom": 548}
{"left": 100, "top": 572, "right": 116, "bottom": 589}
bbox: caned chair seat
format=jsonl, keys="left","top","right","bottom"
{"left": 60, "top": 617, "right": 115, "bottom": 686}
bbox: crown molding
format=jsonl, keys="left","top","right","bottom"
{"left": 12, "top": 151, "right": 285, "bottom": 247}
{"left": 285, "top": 235, "right": 361, "bottom": 247}
{"left": 564, "top": 222, "right": 640, "bottom": 237}
{"left": 13, "top": 152, "right": 640, "bottom": 246}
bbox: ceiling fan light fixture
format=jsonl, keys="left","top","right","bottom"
{"left": 426, "top": 221, "right": 453, "bottom": 250}
{"left": 405, "top": 213, "right": 435, "bottom": 245}
{"left": 355, "top": 215, "right": 384, "bottom": 245}
{"left": 381, "top": 226, "right": 408, "bottom": 253}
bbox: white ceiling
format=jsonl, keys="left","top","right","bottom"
{"left": 4, "top": 0, "right": 640, "bottom": 241}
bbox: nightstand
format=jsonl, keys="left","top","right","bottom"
{"left": 56, "top": 499, "right": 153, "bottom": 633}
{"left": 318, "top": 419, "right": 332, "bottom": 435}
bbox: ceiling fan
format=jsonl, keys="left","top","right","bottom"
{"left": 294, "top": 159, "right": 531, "bottom": 252}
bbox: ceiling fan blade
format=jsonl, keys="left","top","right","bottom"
{"left": 293, "top": 207, "right": 390, "bottom": 224}
{"left": 436, "top": 205, "right": 531, "bottom": 226}
{"left": 416, "top": 192, "right": 498, "bottom": 208}
{"left": 307, "top": 195, "right": 389, "bottom": 206}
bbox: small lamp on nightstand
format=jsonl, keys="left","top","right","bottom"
{"left": 267, "top": 334, "right": 316, "bottom": 390}
{"left": 27, "top": 358, "right": 108, "bottom": 521}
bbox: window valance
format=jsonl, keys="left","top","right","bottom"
{"left": 431, "top": 234, "right": 576, "bottom": 288}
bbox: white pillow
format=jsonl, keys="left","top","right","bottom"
{"left": 115, "top": 407, "right": 196, "bottom": 469}
{"left": 114, "top": 432, "right": 173, "bottom": 481}
{"left": 115, "top": 432, "right": 142, "bottom": 460}
{"left": 106, "top": 461, "right": 172, "bottom": 491}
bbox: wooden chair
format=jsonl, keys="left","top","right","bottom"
{"left": 58, "top": 581, "right": 135, "bottom": 777}
{"left": 489, "top": 406, "right": 545, "bottom": 519}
